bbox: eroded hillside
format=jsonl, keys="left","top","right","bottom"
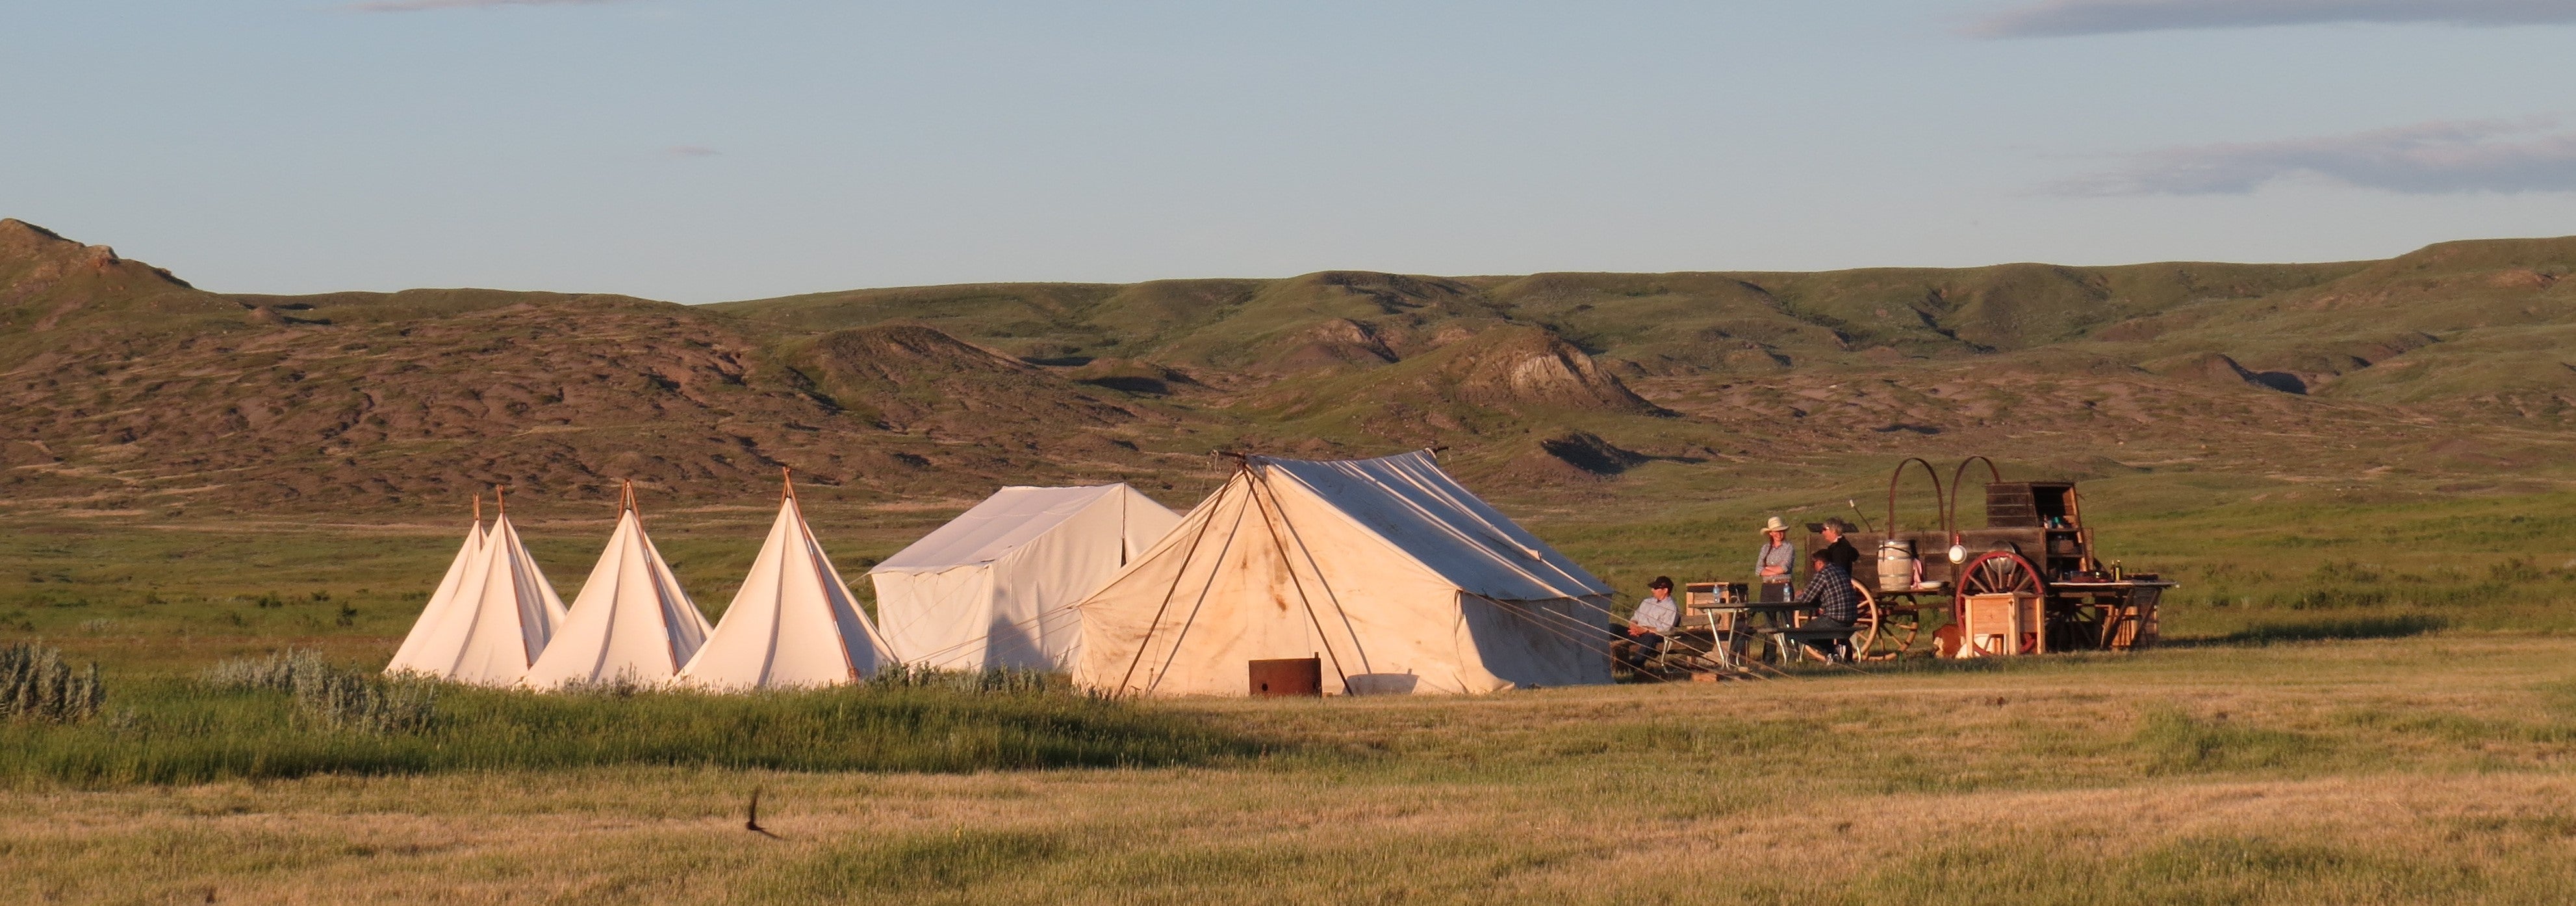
{"left": 5, "top": 216, "right": 2572, "bottom": 520}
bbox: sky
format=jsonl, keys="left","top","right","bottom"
{"left": 4, "top": 0, "right": 2573, "bottom": 304}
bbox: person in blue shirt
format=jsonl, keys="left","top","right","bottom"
{"left": 1755, "top": 517, "right": 1796, "bottom": 602}
{"left": 1624, "top": 576, "right": 1678, "bottom": 668}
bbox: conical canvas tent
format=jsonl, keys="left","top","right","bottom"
{"left": 679, "top": 476, "right": 895, "bottom": 688}
{"left": 871, "top": 484, "right": 1180, "bottom": 671}
{"left": 386, "top": 500, "right": 486, "bottom": 676}
{"left": 523, "top": 484, "right": 714, "bottom": 688}
{"left": 389, "top": 494, "right": 568, "bottom": 686}
{"left": 1071, "top": 450, "right": 1614, "bottom": 697}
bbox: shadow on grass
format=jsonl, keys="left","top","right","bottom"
{"left": 2178, "top": 614, "right": 2450, "bottom": 648}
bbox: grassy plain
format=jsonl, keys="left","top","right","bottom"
{"left": 8, "top": 472, "right": 2576, "bottom": 903}
{"left": 9, "top": 636, "right": 2576, "bottom": 903}
{"left": 14, "top": 472, "right": 2576, "bottom": 655}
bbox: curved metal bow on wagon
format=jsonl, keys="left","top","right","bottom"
{"left": 1823, "top": 456, "right": 2176, "bottom": 660}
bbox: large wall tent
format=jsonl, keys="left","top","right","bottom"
{"left": 1071, "top": 450, "right": 1615, "bottom": 697}
{"left": 872, "top": 484, "right": 1180, "bottom": 671}
{"left": 678, "top": 476, "right": 894, "bottom": 689}
{"left": 385, "top": 498, "right": 567, "bottom": 686}
{"left": 523, "top": 484, "right": 714, "bottom": 688}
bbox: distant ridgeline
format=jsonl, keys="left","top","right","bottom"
{"left": 3, "top": 216, "right": 2573, "bottom": 515}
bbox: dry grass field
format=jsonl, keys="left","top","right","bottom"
{"left": 12, "top": 634, "right": 2576, "bottom": 905}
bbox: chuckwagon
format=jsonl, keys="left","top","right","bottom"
{"left": 1821, "top": 456, "right": 2176, "bottom": 660}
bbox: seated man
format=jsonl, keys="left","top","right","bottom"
{"left": 1624, "top": 576, "right": 1679, "bottom": 668}
{"left": 1789, "top": 551, "right": 1862, "bottom": 659}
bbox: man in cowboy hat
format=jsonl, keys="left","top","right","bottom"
{"left": 1755, "top": 517, "right": 1796, "bottom": 602}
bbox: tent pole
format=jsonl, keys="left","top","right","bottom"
{"left": 1250, "top": 473, "right": 1375, "bottom": 677}
{"left": 1245, "top": 468, "right": 1353, "bottom": 692}
{"left": 1115, "top": 470, "right": 1239, "bottom": 696}
{"left": 1141, "top": 489, "right": 1254, "bottom": 696}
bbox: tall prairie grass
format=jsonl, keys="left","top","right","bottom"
{"left": 2, "top": 662, "right": 1264, "bottom": 788}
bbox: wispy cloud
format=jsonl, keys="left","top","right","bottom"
{"left": 667, "top": 145, "right": 721, "bottom": 158}
{"left": 1969, "top": 0, "right": 2576, "bottom": 38}
{"left": 2056, "top": 119, "right": 2576, "bottom": 195}
{"left": 344, "top": 0, "right": 627, "bottom": 12}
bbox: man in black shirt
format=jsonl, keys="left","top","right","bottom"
{"left": 1818, "top": 519, "right": 1861, "bottom": 573}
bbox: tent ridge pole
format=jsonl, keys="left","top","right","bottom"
{"left": 1115, "top": 470, "right": 1236, "bottom": 696}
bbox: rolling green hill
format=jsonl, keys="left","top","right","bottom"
{"left": 5, "top": 216, "right": 2575, "bottom": 525}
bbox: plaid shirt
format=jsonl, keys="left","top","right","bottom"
{"left": 1794, "top": 563, "right": 1862, "bottom": 625}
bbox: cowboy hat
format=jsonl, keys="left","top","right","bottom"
{"left": 1759, "top": 516, "right": 1789, "bottom": 534}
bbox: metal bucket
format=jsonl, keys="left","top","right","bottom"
{"left": 1877, "top": 539, "right": 1918, "bottom": 592}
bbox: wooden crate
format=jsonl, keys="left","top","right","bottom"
{"left": 1958, "top": 592, "right": 2043, "bottom": 657}
{"left": 1248, "top": 657, "right": 1321, "bottom": 697}
{"left": 1985, "top": 482, "right": 2075, "bottom": 528}
{"left": 1683, "top": 581, "right": 1742, "bottom": 610}
{"left": 2107, "top": 586, "right": 2163, "bottom": 651}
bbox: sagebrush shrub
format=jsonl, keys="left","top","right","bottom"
{"left": 1, "top": 641, "right": 104, "bottom": 723}
{"left": 203, "top": 648, "right": 435, "bottom": 734}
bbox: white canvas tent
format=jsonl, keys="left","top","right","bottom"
{"left": 678, "top": 478, "right": 895, "bottom": 688}
{"left": 871, "top": 484, "right": 1180, "bottom": 671}
{"left": 522, "top": 485, "right": 714, "bottom": 688}
{"left": 387, "top": 497, "right": 568, "bottom": 686}
{"left": 1071, "top": 450, "right": 1614, "bottom": 697}
{"left": 386, "top": 502, "right": 486, "bottom": 676}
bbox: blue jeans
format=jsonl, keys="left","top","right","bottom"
{"left": 1624, "top": 632, "right": 1665, "bottom": 666}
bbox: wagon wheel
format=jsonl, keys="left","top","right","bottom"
{"left": 1868, "top": 600, "right": 1926, "bottom": 659}
{"left": 1847, "top": 580, "right": 1881, "bottom": 660}
{"left": 2054, "top": 598, "right": 2110, "bottom": 652}
{"left": 1957, "top": 550, "right": 2044, "bottom": 597}
{"left": 1956, "top": 551, "right": 2047, "bottom": 654}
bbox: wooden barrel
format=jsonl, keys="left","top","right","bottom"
{"left": 1876, "top": 539, "right": 1917, "bottom": 592}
